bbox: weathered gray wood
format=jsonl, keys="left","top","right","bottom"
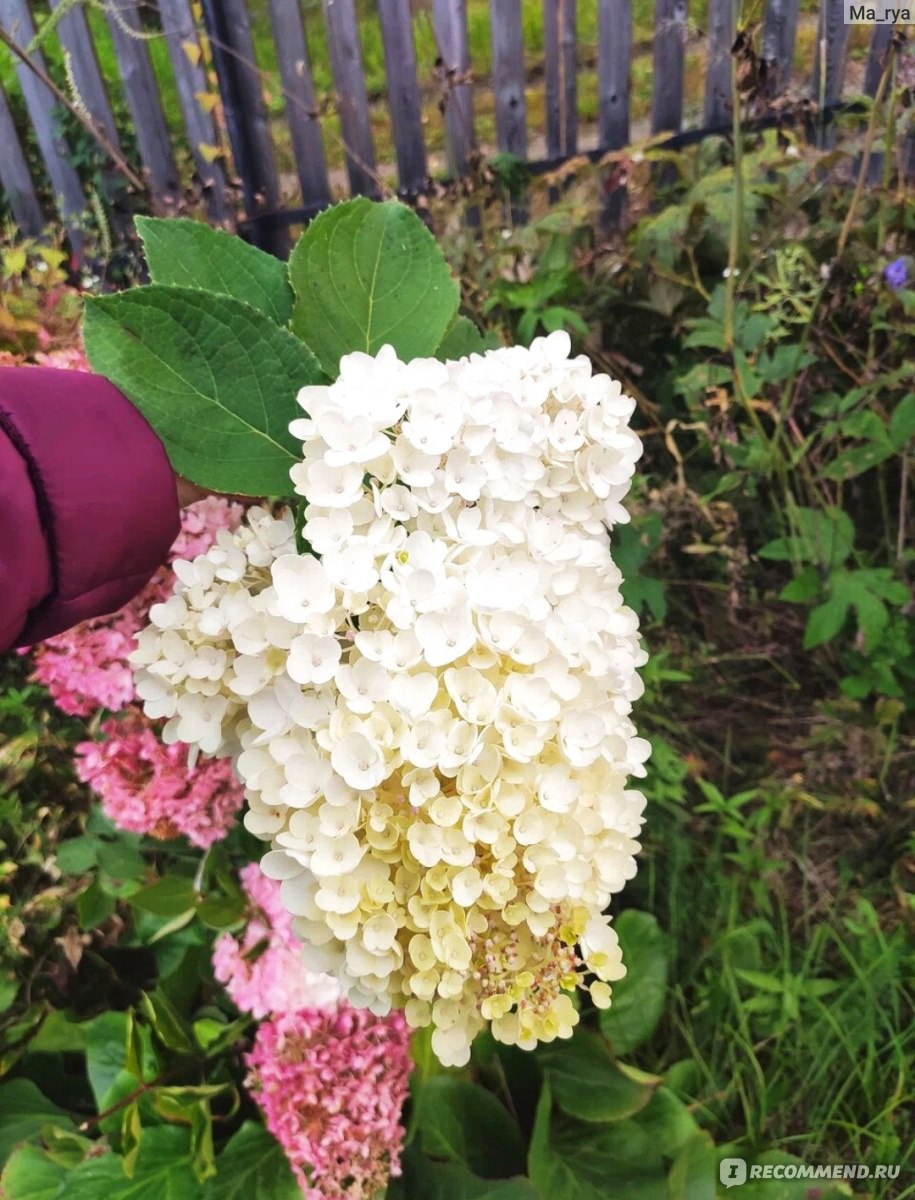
{"left": 489, "top": 0, "right": 526, "bottom": 158}
{"left": 378, "top": 0, "right": 427, "bottom": 193}
{"left": 650, "top": 0, "right": 688, "bottom": 134}
{"left": 597, "top": 0, "right": 630, "bottom": 150}
{"left": 49, "top": 0, "right": 121, "bottom": 151}
{"left": 859, "top": 24, "right": 894, "bottom": 185}
{"left": 761, "top": 0, "right": 800, "bottom": 92}
{"left": 266, "top": 0, "right": 330, "bottom": 212}
{"left": 703, "top": 0, "right": 733, "bottom": 128}
{"left": 0, "top": 0, "right": 86, "bottom": 231}
{"left": 432, "top": 0, "right": 475, "bottom": 178}
{"left": 810, "top": 0, "right": 851, "bottom": 108}
{"left": 903, "top": 130, "right": 915, "bottom": 183}
{"left": 104, "top": 0, "right": 178, "bottom": 202}
{"left": 544, "top": 0, "right": 577, "bottom": 159}
{"left": 322, "top": 0, "right": 378, "bottom": 198}
{"left": 0, "top": 79, "right": 44, "bottom": 234}
{"left": 199, "top": 0, "right": 284, "bottom": 253}
{"left": 863, "top": 23, "right": 893, "bottom": 97}
{"left": 158, "top": 0, "right": 227, "bottom": 219}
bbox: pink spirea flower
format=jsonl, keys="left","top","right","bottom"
{"left": 29, "top": 498, "right": 243, "bottom": 716}
{"left": 213, "top": 863, "right": 339, "bottom": 1019}
{"left": 74, "top": 710, "right": 243, "bottom": 848}
{"left": 246, "top": 1005, "right": 411, "bottom": 1200}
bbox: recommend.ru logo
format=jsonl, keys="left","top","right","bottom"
{"left": 720, "top": 1159, "right": 748, "bottom": 1188}
{"left": 719, "top": 1157, "right": 901, "bottom": 1188}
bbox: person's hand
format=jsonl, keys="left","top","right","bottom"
{"left": 175, "top": 475, "right": 210, "bottom": 508}
{"left": 175, "top": 476, "right": 258, "bottom": 509}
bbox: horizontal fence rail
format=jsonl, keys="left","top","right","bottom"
{"left": 0, "top": 0, "right": 908, "bottom": 249}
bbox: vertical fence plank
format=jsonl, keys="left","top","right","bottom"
{"left": 810, "top": 0, "right": 851, "bottom": 108}
{"left": 489, "top": 0, "right": 526, "bottom": 158}
{"left": 322, "top": 0, "right": 378, "bottom": 198}
{"left": 0, "top": 80, "right": 45, "bottom": 234}
{"left": 863, "top": 23, "right": 892, "bottom": 96}
{"left": 703, "top": 0, "right": 733, "bottom": 127}
{"left": 761, "top": 0, "right": 800, "bottom": 92}
{"left": 378, "top": 0, "right": 427, "bottom": 194}
{"left": 266, "top": 0, "right": 331, "bottom": 214}
{"left": 651, "top": 0, "right": 688, "bottom": 134}
{"left": 49, "top": 0, "right": 121, "bottom": 151}
{"left": 199, "top": 0, "right": 285, "bottom": 255}
{"left": 544, "top": 0, "right": 577, "bottom": 159}
{"left": 0, "top": 0, "right": 86, "bottom": 234}
{"left": 598, "top": 0, "right": 630, "bottom": 150}
{"left": 158, "top": 0, "right": 227, "bottom": 220}
{"left": 104, "top": 0, "right": 178, "bottom": 203}
{"left": 860, "top": 24, "right": 893, "bottom": 184}
{"left": 432, "top": 0, "right": 475, "bottom": 178}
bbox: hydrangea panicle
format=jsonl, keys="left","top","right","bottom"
{"left": 132, "top": 332, "right": 649, "bottom": 1064}
{"left": 246, "top": 1006, "right": 410, "bottom": 1200}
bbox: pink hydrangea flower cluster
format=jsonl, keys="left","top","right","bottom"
{"left": 246, "top": 1005, "right": 411, "bottom": 1200}
{"left": 27, "top": 602, "right": 146, "bottom": 718}
{"left": 74, "top": 712, "right": 242, "bottom": 848}
{"left": 213, "top": 867, "right": 409, "bottom": 1197}
{"left": 213, "top": 863, "right": 340, "bottom": 1019}
{"left": 30, "top": 497, "right": 243, "bottom": 716}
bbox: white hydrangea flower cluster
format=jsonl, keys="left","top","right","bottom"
{"left": 131, "top": 331, "right": 649, "bottom": 1066}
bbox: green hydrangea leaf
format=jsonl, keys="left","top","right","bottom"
{"left": 528, "top": 1083, "right": 668, "bottom": 1200}
{"left": 538, "top": 1031, "right": 658, "bottom": 1123}
{"left": 599, "top": 911, "right": 670, "bottom": 1055}
{"left": 667, "top": 1131, "right": 717, "bottom": 1200}
{"left": 289, "top": 198, "right": 459, "bottom": 374}
{"left": 136, "top": 217, "right": 294, "bottom": 326}
{"left": 416, "top": 1077, "right": 526, "bottom": 1178}
{"left": 0, "top": 1145, "right": 69, "bottom": 1200}
{"left": 202, "top": 1123, "right": 301, "bottom": 1200}
{"left": 84, "top": 286, "right": 323, "bottom": 495}
{"left": 0, "top": 1081, "right": 74, "bottom": 1168}
{"left": 395, "top": 1146, "right": 541, "bottom": 1199}
{"left": 436, "top": 316, "right": 499, "bottom": 361}
{"left": 56, "top": 1126, "right": 198, "bottom": 1200}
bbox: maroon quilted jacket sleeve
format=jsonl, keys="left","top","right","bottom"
{"left": 0, "top": 366, "right": 180, "bottom": 650}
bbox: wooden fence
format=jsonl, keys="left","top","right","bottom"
{"left": 0, "top": 0, "right": 906, "bottom": 256}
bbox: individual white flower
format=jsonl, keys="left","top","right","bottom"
{"left": 294, "top": 460, "right": 364, "bottom": 507}
{"left": 407, "top": 822, "right": 444, "bottom": 868}
{"left": 287, "top": 634, "right": 342, "bottom": 686}
{"left": 415, "top": 605, "right": 476, "bottom": 667}
{"left": 336, "top": 659, "right": 392, "bottom": 714}
{"left": 376, "top": 483, "right": 419, "bottom": 522}
{"left": 537, "top": 766, "right": 580, "bottom": 813}
{"left": 322, "top": 543, "right": 379, "bottom": 593}
{"left": 301, "top": 509, "right": 354, "bottom": 554}
{"left": 163, "top": 692, "right": 228, "bottom": 754}
{"left": 310, "top": 832, "right": 365, "bottom": 877}
{"left": 330, "top": 732, "right": 388, "bottom": 790}
{"left": 391, "top": 436, "right": 439, "bottom": 486}
{"left": 314, "top": 410, "right": 390, "bottom": 466}
{"left": 270, "top": 554, "right": 336, "bottom": 622}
